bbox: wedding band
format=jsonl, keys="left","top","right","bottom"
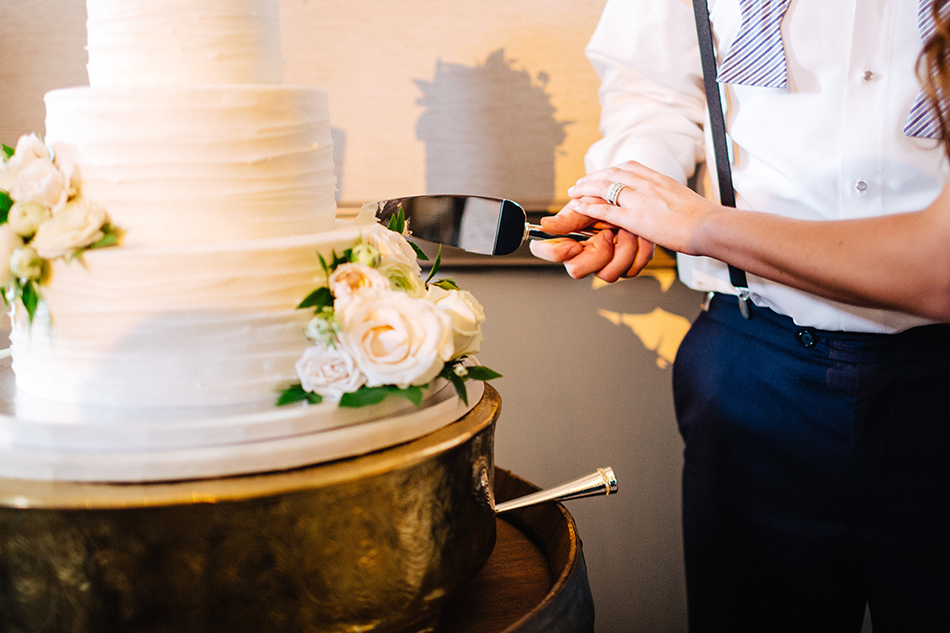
{"left": 606, "top": 181, "right": 627, "bottom": 206}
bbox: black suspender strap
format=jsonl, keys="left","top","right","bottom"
{"left": 691, "top": 0, "right": 752, "bottom": 318}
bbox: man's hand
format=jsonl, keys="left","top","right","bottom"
{"left": 529, "top": 199, "right": 656, "bottom": 281}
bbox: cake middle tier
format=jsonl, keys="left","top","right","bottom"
{"left": 10, "top": 226, "right": 366, "bottom": 408}
{"left": 44, "top": 85, "right": 337, "bottom": 246}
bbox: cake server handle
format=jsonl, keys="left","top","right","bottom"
{"left": 494, "top": 467, "right": 618, "bottom": 514}
{"left": 524, "top": 223, "right": 599, "bottom": 243}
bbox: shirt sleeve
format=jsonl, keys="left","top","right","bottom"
{"left": 584, "top": 0, "right": 708, "bottom": 184}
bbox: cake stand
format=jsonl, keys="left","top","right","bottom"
{"left": 0, "top": 358, "right": 501, "bottom": 632}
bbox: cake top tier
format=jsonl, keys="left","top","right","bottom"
{"left": 86, "top": 0, "right": 284, "bottom": 87}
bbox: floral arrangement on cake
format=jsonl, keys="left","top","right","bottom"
{"left": 278, "top": 209, "right": 500, "bottom": 408}
{"left": 0, "top": 134, "right": 120, "bottom": 321}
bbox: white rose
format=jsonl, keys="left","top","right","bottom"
{"left": 328, "top": 263, "right": 391, "bottom": 312}
{"left": 53, "top": 153, "right": 81, "bottom": 203}
{"left": 7, "top": 134, "right": 50, "bottom": 171}
{"left": 295, "top": 345, "right": 367, "bottom": 400}
{"left": 0, "top": 164, "right": 15, "bottom": 193}
{"left": 426, "top": 285, "right": 486, "bottom": 358}
{"left": 0, "top": 224, "right": 25, "bottom": 286}
{"left": 8, "top": 200, "right": 52, "bottom": 237}
{"left": 363, "top": 224, "right": 421, "bottom": 274}
{"left": 30, "top": 196, "right": 107, "bottom": 259}
{"left": 10, "top": 246, "right": 44, "bottom": 281}
{"left": 339, "top": 289, "right": 454, "bottom": 388}
{"left": 378, "top": 259, "right": 426, "bottom": 298}
{"left": 9, "top": 157, "right": 67, "bottom": 210}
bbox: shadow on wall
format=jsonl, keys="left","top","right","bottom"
{"left": 415, "top": 49, "right": 570, "bottom": 209}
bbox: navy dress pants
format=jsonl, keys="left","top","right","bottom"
{"left": 673, "top": 294, "right": 950, "bottom": 633}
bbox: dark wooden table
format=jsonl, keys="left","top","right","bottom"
{"left": 439, "top": 470, "right": 595, "bottom": 633}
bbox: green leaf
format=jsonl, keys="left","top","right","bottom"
{"left": 0, "top": 191, "right": 12, "bottom": 224}
{"left": 387, "top": 205, "right": 406, "bottom": 234}
{"left": 276, "top": 384, "right": 323, "bottom": 406}
{"left": 465, "top": 365, "right": 503, "bottom": 381}
{"left": 297, "top": 286, "right": 333, "bottom": 310}
{"left": 339, "top": 386, "right": 393, "bottom": 408}
{"left": 447, "top": 371, "right": 469, "bottom": 406}
{"left": 21, "top": 280, "right": 38, "bottom": 324}
{"left": 1, "top": 143, "right": 14, "bottom": 160}
{"left": 431, "top": 278, "right": 460, "bottom": 291}
{"left": 317, "top": 253, "right": 330, "bottom": 278}
{"left": 425, "top": 245, "right": 443, "bottom": 284}
{"left": 339, "top": 384, "right": 424, "bottom": 408}
{"left": 408, "top": 240, "right": 429, "bottom": 261}
{"left": 88, "top": 233, "right": 119, "bottom": 250}
{"left": 331, "top": 250, "right": 349, "bottom": 270}
{"left": 396, "top": 385, "right": 424, "bottom": 406}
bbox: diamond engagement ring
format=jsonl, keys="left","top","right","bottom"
{"left": 606, "top": 181, "right": 627, "bottom": 206}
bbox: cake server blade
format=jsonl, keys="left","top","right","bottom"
{"left": 369, "top": 195, "right": 596, "bottom": 256}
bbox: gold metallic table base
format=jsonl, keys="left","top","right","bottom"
{"left": 0, "top": 385, "right": 501, "bottom": 633}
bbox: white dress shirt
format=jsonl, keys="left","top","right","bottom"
{"left": 585, "top": 0, "right": 949, "bottom": 332}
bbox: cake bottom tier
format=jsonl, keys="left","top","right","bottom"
{"left": 0, "top": 385, "right": 500, "bottom": 633}
{"left": 10, "top": 225, "right": 366, "bottom": 408}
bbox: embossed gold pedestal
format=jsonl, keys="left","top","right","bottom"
{"left": 0, "top": 386, "right": 501, "bottom": 633}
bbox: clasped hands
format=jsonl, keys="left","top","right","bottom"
{"left": 529, "top": 161, "right": 713, "bottom": 282}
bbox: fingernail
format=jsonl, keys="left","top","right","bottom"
{"left": 567, "top": 185, "right": 576, "bottom": 194}
{"left": 569, "top": 199, "right": 581, "bottom": 210}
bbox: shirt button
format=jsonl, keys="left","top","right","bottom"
{"left": 856, "top": 180, "right": 868, "bottom": 192}
{"left": 796, "top": 329, "right": 817, "bottom": 348}
{"left": 863, "top": 70, "right": 875, "bottom": 82}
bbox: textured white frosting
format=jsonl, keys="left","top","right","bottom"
{"left": 86, "top": 0, "right": 283, "bottom": 87}
{"left": 44, "top": 85, "right": 337, "bottom": 245}
{"left": 11, "top": 227, "right": 366, "bottom": 408}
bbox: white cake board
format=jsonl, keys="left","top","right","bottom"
{"left": 0, "top": 356, "right": 480, "bottom": 483}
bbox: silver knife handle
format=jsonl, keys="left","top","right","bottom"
{"left": 494, "top": 467, "right": 618, "bottom": 514}
{"left": 525, "top": 223, "right": 598, "bottom": 243}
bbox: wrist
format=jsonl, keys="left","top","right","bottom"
{"left": 685, "top": 201, "right": 725, "bottom": 257}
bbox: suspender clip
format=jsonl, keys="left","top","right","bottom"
{"left": 737, "top": 287, "right": 752, "bottom": 319}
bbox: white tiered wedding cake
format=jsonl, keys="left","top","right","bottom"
{"left": 0, "top": 0, "right": 493, "bottom": 482}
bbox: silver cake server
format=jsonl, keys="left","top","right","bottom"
{"left": 494, "top": 467, "right": 618, "bottom": 514}
{"left": 369, "top": 195, "right": 596, "bottom": 256}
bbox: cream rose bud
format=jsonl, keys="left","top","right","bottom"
{"left": 9, "top": 157, "right": 67, "bottom": 210}
{"left": 8, "top": 200, "right": 52, "bottom": 237}
{"left": 10, "top": 246, "right": 44, "bottom": 281}
{"left": 328, "top": 263, "right": 391, "bottom": 312}
{"left": 30, "top": 196, "right": 107, "bottom": 259}
{"left": 0, "top": 225, "right": 25, "bottom": 286}
{"left": 363, "top": 224, "right": 421, "bottom": 274}
{"left": 351, "top": 242, "right": 381, "bottom": 267}
{"left": 296, "top": 345, "right": 367, "bottom": 400}
{"left": 378, "top": 259, "right": 426, "bottom": 298}
{"left": 339, "top": 289, "right": 454, "bottom": 388}
{"left": 426, "top": 285, "right": 486, "bottom": 357}
{"left": 305, "top": 314, "right": 337, "bottom": 345}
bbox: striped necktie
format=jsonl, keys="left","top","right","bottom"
{"left": 717, "top": 0, "right": 793, "bottom": 89}
{"left": 904, "top": 0, "right": 950, "bottom": 139}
